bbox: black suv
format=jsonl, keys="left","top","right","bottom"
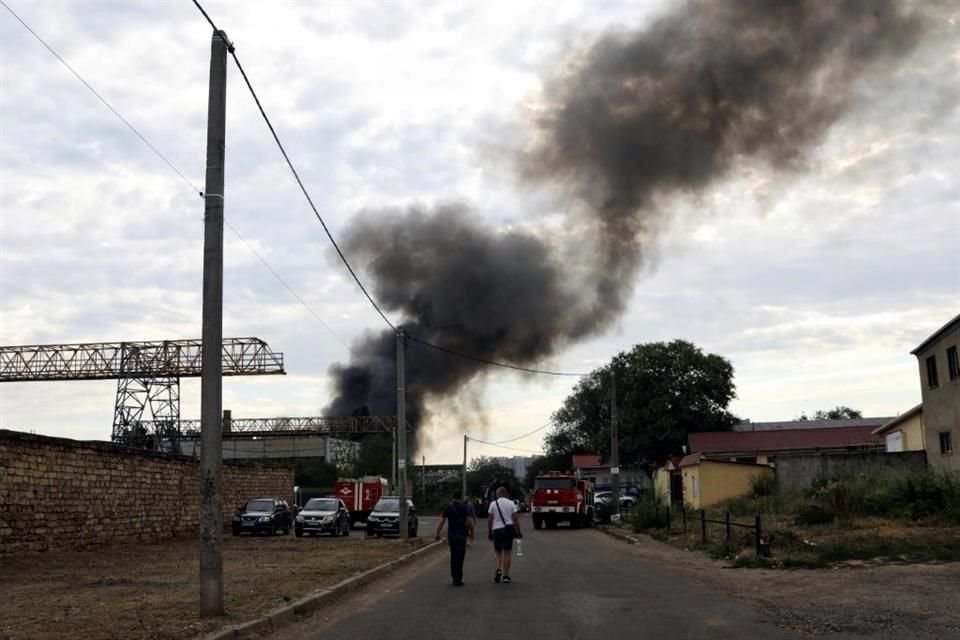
{"left": 232, "top": 497, "right": 293, "bottom": 536}
{"left": 365, "top": 496, "right": 417, "bottom": 538}
{"left": 295, "top": 497, "right": 351, "bottom": 537}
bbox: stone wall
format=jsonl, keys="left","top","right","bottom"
{"left": 774, "top": 451, "right": 928, "bottom": 493}
{"left": 0, "top": 429, "right": 293, "bottom": 553}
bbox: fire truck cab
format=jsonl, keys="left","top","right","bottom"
{"left": 531, "top": 471, "right": 594, "bottom": 529}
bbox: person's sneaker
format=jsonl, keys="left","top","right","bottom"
{"left": 494, "top": 569, "right": 502, "bottom": 583}
{"left": 502, "top": 576, "right": 512, "bottom": 584}
{"left": 454, "top": 581, "right": 464, "bottom": 586}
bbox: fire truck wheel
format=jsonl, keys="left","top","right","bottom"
{"left": 533, "top": 517, "right": 543, "bottom": 530}
{"left": 546, "top": 520, "right": 558, "bottom": 529}
{"left": 571, "top": 516, "right": 581, "bottom": 529}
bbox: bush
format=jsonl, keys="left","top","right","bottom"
{"left": 630, "top": 495, "right": 667, "bottom": 533}
{"left": 793, "top": 502, "right": 834, "bottom": 526}
{"left": 750, "top": 473, "right": 777, "bottom": 498}
{"left": 816, "top": 467, "right": 960, "bottom": 524}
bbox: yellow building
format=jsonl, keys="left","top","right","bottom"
{"left": 872, "top": 405, "right": 926, "bottom": 453}
{"left": 656, "top": 453, "right": 773, "bottom": 509}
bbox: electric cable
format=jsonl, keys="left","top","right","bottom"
{"left": 1, "top": 0, "right": 354, "bottom": 355}
{"left": 193, "top": 1, "right": 589, "bottom": 376}
{"left": 478, "top": 420, "right": 555, "bottom": 445}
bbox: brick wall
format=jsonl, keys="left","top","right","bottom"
{"left": 0, "top": 429, "right": 293, "bottom": 553}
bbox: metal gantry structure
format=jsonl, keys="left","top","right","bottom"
{"left": 140, "top": 414, "right": 409, "bottom": 437}
{"left": 0, "top": 338, "right": 285, "bottom": 446}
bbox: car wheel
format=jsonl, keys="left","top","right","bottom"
{"left": 295, "top": 529, "right": 303, "bottom": 538}
{"left": 270, "top": 522, "right": 277, "bottom": 536}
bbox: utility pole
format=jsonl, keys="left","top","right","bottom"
{"left": 462, "top": 434, "right": 468, "bottom": 500}
{"left": 396, "top": 329, "right": 408, "bottom": 539}
{"left": 199, "top": 28, "right": 231, "bottom": 618}
{"left": 421, "top": 455, "right": 426, "bottom": 506}
{"left": 610, "top": 369, "right": 620, "bottom": 518}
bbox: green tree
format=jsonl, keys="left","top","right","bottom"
{"left": 466, "top": 456, "right": 523, "bottom": 500}
{"left": 352, "top": 433, "right": 393, "bottom": 477}
{"left": 797, "top": 406, "right": 863, "bottom": 421}
{"left": 293, "top": 458, "right": 339, "bottom": 488}
{"left": 546, "top": 340, "right": 738, "bottom": 465}
{"left": 523, "top": 452, "right": 571, "bottom": 489}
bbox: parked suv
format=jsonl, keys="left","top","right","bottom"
{"left": 295, "top": 497, "right": 351, "bottom": 537}
{"left": 232, "top": 498, "right": 293, "bottom": 536}
{"left": 365, "top": 496, "right": 418, "bottom": 538}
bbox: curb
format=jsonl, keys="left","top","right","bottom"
{"left": 599, "top": 525, "right": 642, "bottom": 545}
{"left": 207, "top": 540, "right": 444, "bottom": 639}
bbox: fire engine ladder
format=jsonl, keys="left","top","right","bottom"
{"left": 0, "top": 338, "right": 285, "bottom": 446}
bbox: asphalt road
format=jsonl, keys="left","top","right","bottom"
{"left": 274, "top": 514, "right": 840, "bottom": 640}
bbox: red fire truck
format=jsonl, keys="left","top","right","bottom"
{"left": 531, "top": 471, "right": 594, "bottom": 529}
{"left": 335, "top": 476, "right": 388, "bottom": 525}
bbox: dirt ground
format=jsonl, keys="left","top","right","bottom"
{"left": 0, "top": 533, "right": 429, "bottom": 640}
{"left": 607, "top": 528, "right": 960, "bottom": 637}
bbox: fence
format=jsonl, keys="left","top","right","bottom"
{"left": 654, "top": 506, "right": 766, "bottom": 557}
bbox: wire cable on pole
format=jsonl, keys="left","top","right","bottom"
{"left": 466, "top": 437, "right": 542, "bottom": 455}
{"left": 1, "top": 0, "right": 354, "bottom": 355}
{"left": 479, "top": 420, "right": 555, "bottom": 445}
{"left": 193, "top": 0, "right": 589, "bottom": 377}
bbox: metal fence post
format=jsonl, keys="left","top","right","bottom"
{"left": 725, "top": 512, "right": 731, "bottom": 541}
{"left": 700, "top": 509, "right": 706, "bottom": 544}
{"left": 755, "top": 515, "right": 762, "bottom": 557}
{"left": 682, "top": 506, "right": 687, "bottom": 534}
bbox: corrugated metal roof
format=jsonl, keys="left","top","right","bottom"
{"left": 690, "top": 427, "right": 882, "bottom": 454}
{"left": 573, "top": 454, "right": 603, "bottom": 468}
{"left": 733, "top": 417, "right": 894, "bottom": 431}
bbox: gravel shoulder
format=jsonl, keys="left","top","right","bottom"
{"left": 605, "top": 528, "right": 960, "bottom": 637}
{"left": 0, "top": 533, "right": 429, "bottom": 640}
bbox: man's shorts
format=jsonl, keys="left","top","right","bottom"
{"left": 492, "top": 528, "right": 513, "bottom": 552}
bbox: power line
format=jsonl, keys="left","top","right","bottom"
{"left": 0, "top": 0, "right": 202, "bottom": 197}
{"left": 467, "top": 437, "right": 542, "bottom": 455}
{"left": 480, "top": 420, "right": 555, "bottom": 445}
{"left": 1, "top": 0, "right": 353, "bottom": 355}
{"left": 190, "top": 3, "right": 589, "bottom": 377}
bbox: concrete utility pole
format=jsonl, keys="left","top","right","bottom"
{"left": 462, "top": 434, "right": 468, "bottom": 500}
{"left": 610, "top": 369, "right": 620, "bottom": 518}
{"left": 396, "top": 329, "right": 408, "bottom": 539}
{"left": 199, "top": 28, "right": 231, "bottom": 618}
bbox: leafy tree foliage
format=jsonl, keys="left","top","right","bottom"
{"left": 466, "top": 456, "right": 524, "bottom": 500}
{"left": 293, "top": 458, "right": 339, "bottom": 488}
{"left": 797, "top": 406, "right": 863, "bottom": 421}
{"left": 545, "top": 340, "right": 738, "bottom": 465}
{"left": 352, "top": 433, "right": 393, "bottom": 477}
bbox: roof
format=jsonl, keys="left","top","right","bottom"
{"left": 572, "top": 454, "right": 604, "bottom": 469}
{"left": 689, "top": 427, "right": 882, "bottom": 455}
{"left": 873, "top": 405, "right": 923, "bottom": 435}
{"left": 734, "top": 417, "right": 893, "bottom": 431}
{"left": 911, "top": 314, "right": 960, "bottom": 356}
{"left": 677, "top": 452, "right": 704, "bottom": 468}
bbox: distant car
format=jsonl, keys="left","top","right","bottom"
{"left": 295, "top": 497, "right": 351, "bottom": 537}
{"left": 232, "top": 497, "right": 293, "bottom": 536}
{"left": 595, "top": 492, "right": 636, "bottom": 510}
{"left": 365, "top": 496, "right": 418, "bottom": 538}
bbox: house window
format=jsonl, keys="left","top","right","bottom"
{"left": 948, "top": 346, "right": 959, "bottom": 381}
{"left": 926, "top": 355, "right": 939, "bottom": 388}
{"left": 940, "top": 432, "right": 953, "bottom": 455}
{"left": 692, "top": 476, "right": 699, "bottom": 498}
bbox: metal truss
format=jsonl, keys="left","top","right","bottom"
{"left": 148, "top": 415, "right": 411, "bottom": 437}
{"left": 0, "top": 338, "right": 285, "bottom": 447}
{"left": 0, "top": 337, "right": 284, "bottom": 382}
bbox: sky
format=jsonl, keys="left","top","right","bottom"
{"left": 0, "top": 0, "right": 958, "bottom": 465}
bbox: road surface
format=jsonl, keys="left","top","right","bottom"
{"left": 273, "top": 513, "right": 909, "bottom": 640}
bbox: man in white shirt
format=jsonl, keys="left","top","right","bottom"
{"left": 487, "top": 486, "right": 522, "bottom": 584}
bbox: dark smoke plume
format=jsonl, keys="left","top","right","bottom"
{"left": 325, "top": 0, "right": 934, "bottom": 448}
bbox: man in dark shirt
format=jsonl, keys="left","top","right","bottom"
{"left": 435, "top": 490, "right": 473, "bottom": 586}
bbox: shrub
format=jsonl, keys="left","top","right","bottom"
{"left": 750, "top": 473, "right": 777, "bottom": 498}
{"left": 793, "top": 502, "right": 834, "bottom": 526}
{"left": 630, "top": 495, "right": 667, "bottom": 533}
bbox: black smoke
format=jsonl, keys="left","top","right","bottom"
{"left": 325, "top": 0, "right": 936, "bottom": 448}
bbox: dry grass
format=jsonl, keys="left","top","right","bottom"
{"left": 0, "top": 533, "right": 429, "bottom": 640}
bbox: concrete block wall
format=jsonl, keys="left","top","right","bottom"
{"left": 774, "top": 450, "right": 928, "bottom": 493}
{"left": 0, "top": 429, "right": 293, "bottom": 553}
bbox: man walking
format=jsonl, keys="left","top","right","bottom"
{"left": 435, "top": 489, "right": 472, "bottom": 586}
{"left": 488, "top": 486, "right": 522, "bottom": 584}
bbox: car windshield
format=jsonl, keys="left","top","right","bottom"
{"left": 374, "top": 499, "right": 399, "bottom": 512}
{"left": 304, "top": 498, "right": 337, "bottom": 511}
{"left": 245, "top": 499, "right": 273, "bottom": 512}
{"left": 536, "top": 477, "right": 575, "bottom": 490}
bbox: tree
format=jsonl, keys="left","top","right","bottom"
{"left": 352, "top": 433, "right": 392, "bottom": 477}
{"left": 546, "top": 340, "right": 738, "bottom": 465}
{"left": 523, "top": 452, "right": 571, "bottom": 489}
{"left": 797, "top": 406, "right": 863, "bottom": 421}
{"left": 466, "top": 456, "right": 523, "bottom": 500}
